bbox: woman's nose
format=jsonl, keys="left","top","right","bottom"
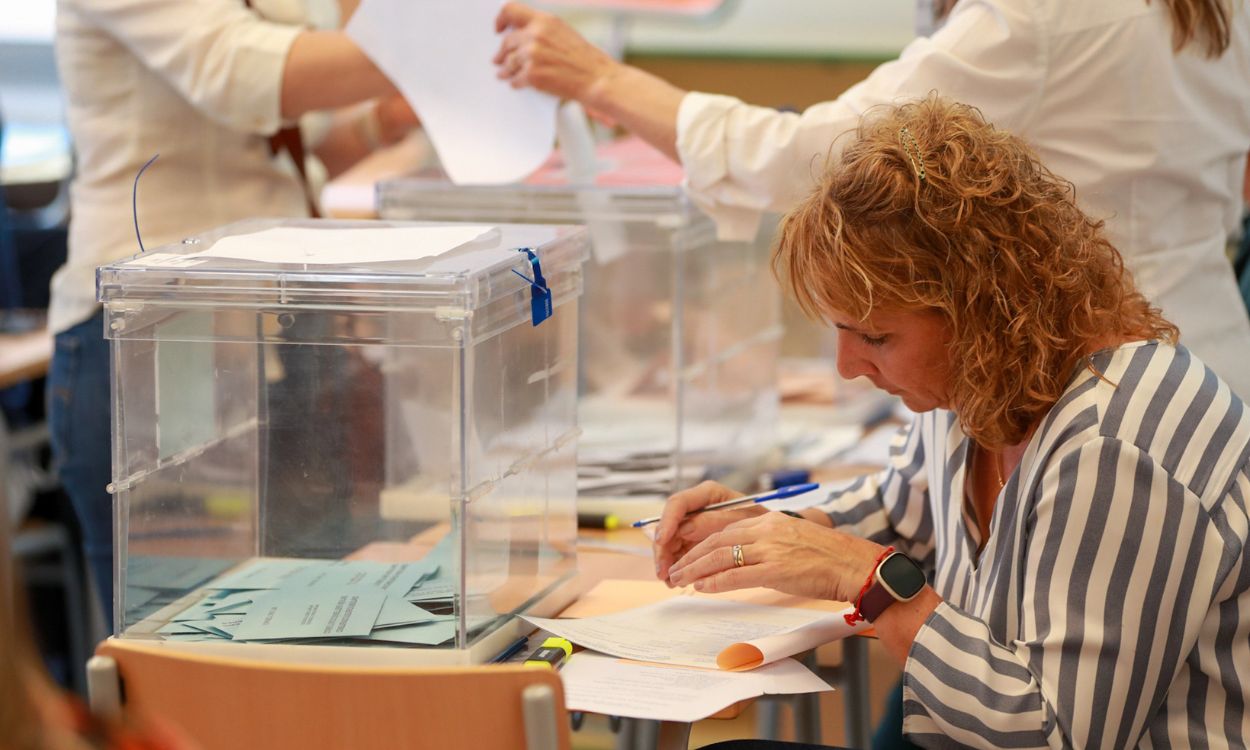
{"left": 835, "top": 333, "right": 875, "bottom": 381}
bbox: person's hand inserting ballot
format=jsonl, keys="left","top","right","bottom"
{"left": 666, "top": 512, "right": 887, "bottom": 603}
{"left": 652, "top": 480, "right": 766, "bottom": 587}
{"left": 493, "top": 3, "right": 619, "bottom": 102}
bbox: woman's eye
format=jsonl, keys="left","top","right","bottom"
{"left": 861, "top": 334, "right": 888, "bottom": 347}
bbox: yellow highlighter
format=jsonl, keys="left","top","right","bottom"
{"left": 577, "top": 513, "right": 620, "bottom": 530}
{"left": 523, "top": 637, "right": 573, "bottom": 670}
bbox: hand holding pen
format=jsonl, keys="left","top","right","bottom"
{"left": 648, "top": 481, "right": 821, "bottom": 587}
{"left": 633, "top": 483, "right": 820, "bottom": 528}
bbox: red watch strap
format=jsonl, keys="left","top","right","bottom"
{"left": 843, "top": 546, "right": 895, "bottom": 627}
{"left": 859, "top": 579, "right": 899, "bottom": 622}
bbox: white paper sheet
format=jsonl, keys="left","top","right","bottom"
{"left": 717, "top": 611, "right": 867, "bottom": 670}
{"left": 191, "top": 226, "right": 495, "bottom": 266}
{"left": 123, "top": 252, "right": 210, "bottom": 268}
{"left": 558, "top": 652, "right": 834, "bottom": 723}
{"left": 524, "top": 597, "right": 843, "bottom": 670}
{"left": 346, "top": 0, "right": 558, "bottom": 185}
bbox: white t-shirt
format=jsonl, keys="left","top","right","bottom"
{"left": 676, "top": 0, "right": 1250, "bottom": 399}
{"left": 49, "top": 0, "right": 326, "bottom": 334}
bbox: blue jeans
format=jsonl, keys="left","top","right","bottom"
{"left": 47, "top": 309, "right": 113, "bottom": 624}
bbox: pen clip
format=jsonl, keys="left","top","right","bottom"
{"left": 753, "top": 482, "right": 820, "bottom": 503}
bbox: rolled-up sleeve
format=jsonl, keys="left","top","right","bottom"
{"left": 818, "top": 418, "right": 936, "bottom": 566}
{"left": 674, "top": 0, "right": 1046, "bottom": 241}
{"left": 901, "top": 437, "right": 1239, "bottom": 749}
{"left": 73, "top": 0, "right": 301, "bottom": 134}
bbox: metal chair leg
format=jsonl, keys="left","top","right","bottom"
{"left": 842, "top": 636, "right": 872, "bottom": 748}
{"left": 795, "top": 651, "right": 823, "bottom": 743}
{"left": 613, "top": 716, "right": 637, "bottom": 750}
{"left": 756, "top": 697, "right": 782, "bottom": 739}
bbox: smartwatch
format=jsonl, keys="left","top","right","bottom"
{"left": 858, "top": 552, "right": 926, "bottom": 622}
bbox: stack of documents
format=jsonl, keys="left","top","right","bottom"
{"left": 523, "top": 596, "right": 869, "bottom": 722}
{"left": 576, "top": 399, "right": 724, "bottom": 498}
{"left": 526, "top": 597, "right": 867, "bottom": 671}
{"left": 124, "top": 557, "right": 237, "bottom": 624}
{"left": 154, "top": 555, "right": 475, "bottom": 647}
{"left": 577, "top": 452, "right": 705, "bottom": 498}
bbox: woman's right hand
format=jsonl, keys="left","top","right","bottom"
{"left": 493, "top": 3, "right": 620, "bottom": 103}
{"left": 653, "top": 480, "right": 767, "bottom": 586}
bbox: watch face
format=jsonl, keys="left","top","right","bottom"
{"left": 879, "top": 554, "right": 927, "bottom": 599}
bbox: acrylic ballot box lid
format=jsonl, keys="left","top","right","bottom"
{"left": 377, "top": 137, "right": 700, "bottom": 227}
{"left": 99, "top": 218, "right": 588, "bottom": 320}
{"left": 99, "top": 219, "right": 588, "bottom": 665}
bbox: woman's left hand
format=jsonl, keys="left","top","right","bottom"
{"left": 666, "top": 512, "right": 887, "bottom": 602}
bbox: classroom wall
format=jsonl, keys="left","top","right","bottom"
{"left": 571, "top": 0, "right": 915, "bottom": 58}
{"left": 629, "top": 55, "right": 880, "bottom": 111}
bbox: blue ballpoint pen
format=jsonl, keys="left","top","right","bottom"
{"left": 490, "top": 635, "right": 530, "bottom": 664}
{"left": 631, "top": 482, "right": 821, "bottom": 528}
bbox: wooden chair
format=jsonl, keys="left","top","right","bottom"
{"left": 88, "top": 639, "right": 570, "bottom": 750}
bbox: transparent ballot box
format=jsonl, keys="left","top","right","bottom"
{"left": 98, "top": 218, "right": 587, "bottom": 664}
{"left": 377, "top": 138, "right": 782, "bottom": 497}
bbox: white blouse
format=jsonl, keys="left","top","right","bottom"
{"left": 820, "top": 342, "right": 1250, "bottom": 748}
{"left": 49, "top": 0, "right": 323, "bottom": 334}
{"left": 676, "top": 0, "right": 1250, "bottom": 400}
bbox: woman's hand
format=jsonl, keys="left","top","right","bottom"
{"left": 493, "top": 3, "right": 621, "bottom": 102}
{"left": 373, "top": 94, "right": 419, "bottom": 147}
{"left": 653, "top": 481, "right": 767, "bottom": 587}
{"left": 667, "top": 512, "right": 886, "bottom": 602}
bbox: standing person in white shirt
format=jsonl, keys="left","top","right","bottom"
{"left": 49, "top": 0, "right": 418, "bottom": 617}
{"left": 493, "top": 0, "right": 1250, "bottom": 400}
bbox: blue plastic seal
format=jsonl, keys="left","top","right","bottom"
{"left": 512, "top": 248, "right": 552, "bottom": 327}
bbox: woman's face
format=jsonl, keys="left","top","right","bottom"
{"left": 830, "top": 307, "right": 954, "bottom": 412}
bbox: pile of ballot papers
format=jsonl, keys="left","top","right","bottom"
{"left": 520, "top": 593, "right": 868, "bottom": 723}
{"left": 131, "top": 547, "right": 485, "bottom": 647}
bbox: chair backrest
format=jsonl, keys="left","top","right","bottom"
{"left": 91, "top": 639, "right": 571, "bottom": 750}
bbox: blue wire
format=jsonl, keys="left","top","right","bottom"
{"left": 132, "top": 153, "right": 159, "bottom": 253}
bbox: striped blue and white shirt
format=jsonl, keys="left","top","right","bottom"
{"left": 821, "top": 342, "right": 1250, "bottom": 748}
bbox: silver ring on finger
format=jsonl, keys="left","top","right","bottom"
{"left": 732, "top": 544, "right": 745, "bottom": 568}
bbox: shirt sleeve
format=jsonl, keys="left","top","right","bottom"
{"left": 674, "top": 0, "right": 1047, "bottom": 241}
{"left": 817, "top": 417, "right": 936, "bottom": 567}
{"left": 73, "top": 0, "right": 302, "bottom": 135}
{"left": 901, "top": 437, "right": 1242, "bottom": 749}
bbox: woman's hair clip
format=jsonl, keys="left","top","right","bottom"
{"left": 899, "top": 127, "right": 926, "bottom": 182}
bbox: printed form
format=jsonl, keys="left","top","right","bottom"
{"left": 525, "top": 596, "right": 867, "bottom": 671}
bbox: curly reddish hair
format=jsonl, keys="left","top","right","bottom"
{"left": 774, "top": 95, "right": 1177, "bottom": 448}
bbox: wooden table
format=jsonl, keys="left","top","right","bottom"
{"left": 0, "top": 327, "right": 54, "bottom": 390}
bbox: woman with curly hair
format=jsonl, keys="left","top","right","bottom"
{"left": 655, "top": 96, "right": 1250, "bottom": 749}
